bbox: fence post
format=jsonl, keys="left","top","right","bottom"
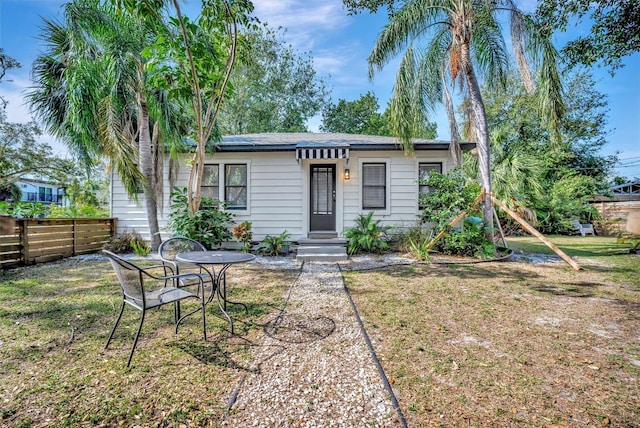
{"left": 19, "top": 219, "right": 29, "bottom": 266}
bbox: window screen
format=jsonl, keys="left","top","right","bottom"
{"left": 362, "top": 163, "right": 386, "bottom": 210}
{"left": 418, "top": 162, "right": 442, "bottom": 208}
{"left": 200, "top": 164, "right": 220, "bottom": 203}
{"left": 225, "top": 164, "right": 247, "bottom": 210}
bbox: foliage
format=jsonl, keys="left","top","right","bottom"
{"left": 48, "top": 203, "right": 109, "bottom": 218}
{"left": 103, "top": 231, "right": 148, "bottom": 254}
{"left": 232, "top": 221, "right": 253, "bottom": 253}
{"left": 130, "top": 239, "right": 152, "bottom": 256}
{"left": 0, "top": 48, "right": 21, "bottom": 109}
{"left": 419, "top": 170, "right": 496, "bottom": 257}
{"left": 617, "top": 234, "right": 640, "bottom": 254}
{"left": 344, "top": 212, "right": 389, "bottom": 255}
{"left": 258, "top": 230, "right": 291, "bottom": 256}
{"left": 408, "top": 236, "right": 431, "bottom": 262}
{"left": 536, "top": 0, "right": 640, "bottom": 72}
{"left": 167, "top": 187, "right": 234, "bottom": 249}
{"left": 353, "top": 0, "right": 564, "bottom": 236}
{"left": 0, "top": 110, "right": 77, "bottom": 191}
{"left": 218, "top": 23, "right": 330, "bottom": 134}
{"left": 474, "top": 69, "right": 613, "bottom": 234}
{"left": 419, "top": 170, "right": 480, "bottom": 229}
{"left": 533, "top": 175, "right": 600, "bottom": 235}
{"left": 0, "top": 201, "right": 48, "bottom": 218}
{"left": 129, "top": 0, "right": 255, "bottom": 216}
{"left": 437, "top": 218, "right": 496, "bottom": 259}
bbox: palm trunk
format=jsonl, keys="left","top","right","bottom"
{"left": 138, "top": 97, "right": 161, "bottom": 251}
{"left": 460, "top": 44, "right": 494, "bottom": 239}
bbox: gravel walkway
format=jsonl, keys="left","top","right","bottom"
{"left": 221, "top": 261, "right": 403, "bottom": 427}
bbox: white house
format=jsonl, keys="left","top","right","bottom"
{"left": 16, "top": 178, "right": 67, "bottom": 206}
{"left": 110, "top": 133, "right": 474, "bottom": 242}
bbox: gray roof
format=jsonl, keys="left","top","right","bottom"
{"left": 217, "top": 133, "right": 475, "bottom": 152}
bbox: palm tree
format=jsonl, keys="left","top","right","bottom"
{"left": 367, "top": 0, "right": 564, "bottom": 234}
{"left": 29, "top": 0, "right": 185, "bottom": 250}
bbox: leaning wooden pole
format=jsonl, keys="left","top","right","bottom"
{"left": 426, "top": 192, "right": 485, "bottom": 251}
{"left": 491, "top": 195, "right": 581, "bottom": 271}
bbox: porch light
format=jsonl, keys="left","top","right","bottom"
{"left": 344, "top": 169, "right": 350, "bottom": 180}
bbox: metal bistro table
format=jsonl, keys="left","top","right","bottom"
{"left": 175, "top": 251, "right": 255, "bottom": 334}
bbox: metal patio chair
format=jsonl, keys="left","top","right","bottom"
{"left": 159, "top": 237, "right": 215, "bottom": 284}
{"left": 103, "top": 250, "right": 207, "bottom": 367}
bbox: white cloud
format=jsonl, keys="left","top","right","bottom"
{"left": 251, "top": 0, "right": 350, "bottom": 52}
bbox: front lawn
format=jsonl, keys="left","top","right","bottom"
{"left": 343, "top": 235, "right": 640, "bottom": 427}
{"left": 1, "top": 236, "right": 638, "bottom": 427}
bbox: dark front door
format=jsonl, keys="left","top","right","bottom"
{"left": 310, "top": 164, "right": 336, "bottom": 231}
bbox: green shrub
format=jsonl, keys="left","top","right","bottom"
{"left": 420, "top": 170, "right": 495, "bottom": 258}
{"left": 344, "top": 212, "right": 389, "bottom": 255}
{"left": 130, "top": 240, "right": 151, "bottom": 256}
{"left": 167, "top": 187, "right": 234, "bottom": 249}
{"left": 258, "top": 230, "right": 291, "bottom": 256}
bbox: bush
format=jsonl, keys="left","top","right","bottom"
{"left": 232, "top": 221, "right": 253, "bottom": 253}
{"left": 103, "top": 231, "right": 148, "bottom": 254}
{"left": 420, "top": 170, "right": 494, "bottom": 258}
{"left": 344, "top": 212, "right": 389, "bottom": 255}
{"left": 258, "top": 230, "right": 291, "bottom": 256}
{"left": 167, "top": 187, "right": 234, "bottom": 249}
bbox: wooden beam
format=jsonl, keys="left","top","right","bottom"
{"left": 491, "top": 195, "right": 581, "bottom": 271}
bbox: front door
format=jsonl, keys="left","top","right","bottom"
{"left": 310, "top": 164, "right": 336, "bottom": 231}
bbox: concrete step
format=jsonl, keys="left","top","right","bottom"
{"left": 296, "top": 238, "right": 348, "bottom": 262}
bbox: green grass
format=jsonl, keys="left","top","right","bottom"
{"left": 0, "top": 257, "right": 296, "bottom": 427}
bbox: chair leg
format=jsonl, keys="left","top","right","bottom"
{"left": 127, "top": 310, "right": 146, "bottom": 368}
{"left": 105, "top": 301, "right": 126, "bottom": 350}
{"left": 201, "top": 298, "right": 207, "bottom": 341}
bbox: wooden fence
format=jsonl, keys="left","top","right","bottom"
{"left": 0, "top": 217, "right": 117, "bottom": 269}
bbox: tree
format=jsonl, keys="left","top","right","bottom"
{"left": 0, "top": 49, "right": 21, "bottom": 109}
{"left": 347, "top": 0, "right": 564, "bottom": 237}
{"left": 321, "top": 91, "right": 436, "bottom": 137}
{"left": 536, "top": 0, "right": 640, "bottom": 72}
{"left": 218, "top": 24, "right": 330, "bottom": 134}
{"left": 471, "top": 69, "right": 616, "bottom": 233}
{"left": 124, "top": 0, "right": 254, "bottom": 216}
{"left": 29, "top": 0, "right": 188, "bottom": 250}
{"left": 0, "top": 111, "right": 77, "bottom": 194}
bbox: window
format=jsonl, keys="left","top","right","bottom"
{"left": 418, "top": 162, "right": 442, "bottom": 208}
{"left": 225, "top": 164, "right": 247, "bottom": 210}
{"left": 362, "top": 163, "right": 386, "bottom": 210}
{"left": 39, "top": 187, "right": 53, "bottom": 202}
{"left": 200, "top": 164, "right": 219, "bottom": 203}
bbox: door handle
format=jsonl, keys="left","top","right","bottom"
{"left": 332, "top": 190, "right": 336, "bottom": 202}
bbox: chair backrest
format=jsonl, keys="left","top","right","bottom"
{"left": 158, "top": 236, "right": 206, "bottom": 262}
{"left": 103, "top": 250, "right": 145, "bottom": 304}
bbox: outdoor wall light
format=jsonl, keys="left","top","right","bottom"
{"left": 344, "top": 168, "right": 350, "bottom": 180}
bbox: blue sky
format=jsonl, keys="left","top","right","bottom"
{"left": 1, "top": 0, "right": 639, "bottom": 179}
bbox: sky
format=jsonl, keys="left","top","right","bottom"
{"left": 1, "top": 0, "right": 639, "bottom": 179}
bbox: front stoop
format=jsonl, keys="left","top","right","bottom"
{"left": 296, "top": 237, "right": 348, "bottom": 262}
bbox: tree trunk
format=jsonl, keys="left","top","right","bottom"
{"left": 460, "top": 43, "right": 494, "bottom": 239}
{"left": 138, "top": 96, "right": 162, "bottom": 251}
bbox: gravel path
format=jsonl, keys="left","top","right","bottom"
{"left": 221, "top": 262, "right": 402, "bottom": 427}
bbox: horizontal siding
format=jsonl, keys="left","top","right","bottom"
{"left": 112, "top": 148, "right": 454, "bottom": 242}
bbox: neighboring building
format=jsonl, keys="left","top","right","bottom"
{"left": 591, "top": 179, "right": 640, "bottom": 235}
{"left": 110, "top": 133, "right": 474, "bottom": 242}
{"left": 16, "top": 178, "right": 67, "bottom": 206}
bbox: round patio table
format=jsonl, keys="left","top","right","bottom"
{"left": 175, "top": 251, "right": 255, "bottom": 334}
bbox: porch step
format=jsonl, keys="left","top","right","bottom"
{"left": 296, "top": 238, "right": 348, "bottom": 262}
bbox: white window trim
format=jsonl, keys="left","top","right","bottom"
{"left": 359, "top": 158, "right": 391, "bottom": 216}
{"left": 415, "top": 157, "right": 448, "bottom": 213}
{"left": 204, "top": 160, "right": 251, "bottom": 214}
